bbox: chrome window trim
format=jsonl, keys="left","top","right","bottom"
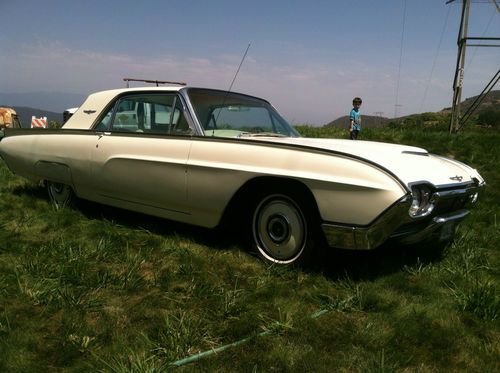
{"left": 178, "top": 88, "right": 204, "bottom": 136}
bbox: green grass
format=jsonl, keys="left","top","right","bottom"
{"left": 0, "top": 126, "right": 499, "bottom": 372}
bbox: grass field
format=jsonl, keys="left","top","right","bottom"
{"left": 0, "top": 126, "right": 498, "bottom": 372}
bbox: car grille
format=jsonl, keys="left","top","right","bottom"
{"left": 432, "top": 195, "right": 468, "bottom": 215}
{"left": 391, "top": 189, "right": 472, "bottom": 238}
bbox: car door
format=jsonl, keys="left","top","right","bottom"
{"left": 90, "top": 93, "right": 194, "bottom": 219}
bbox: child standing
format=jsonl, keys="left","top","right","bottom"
{"left": 349, "top": 97, "right": 362, "bottom": 140}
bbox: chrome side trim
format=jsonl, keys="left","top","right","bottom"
{"left": 401, "top": 150, "right": 429, "bottom": 156}
{"left": 322, "top": 196, "right": 412, "bottom": 250}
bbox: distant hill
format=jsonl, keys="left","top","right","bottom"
{"left": 0, "top": 106, "right": 63, "bottom": 128}
{"left": 325, "top": 114, "right": 390, "bottom": 129}
{"left": 325, "top": 90, "right": 500, "bottom": 128}
{"left": 0, "top": 92, "right": 85, "bottom": 113}
{"left": 440, "top": 90, "right": 500, "bottom": 114}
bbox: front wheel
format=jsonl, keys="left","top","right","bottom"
{"left": 252, "top": 193, "right": 316, "bottom": 265}
{"left": 46, "top": 181, "right": 75, "bottom": 209}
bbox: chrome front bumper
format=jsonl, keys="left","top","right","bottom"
{"left": 321, "top": 181, "right": 482, "bottom": 250}
{"left": 395, "top": 209, "right": 469, "bottom": 245}
{"left": 321, "top": 196, "right": 412, "bottom": 250}
{"left": 322, "top": 207, "right": 470, "bottom": 250}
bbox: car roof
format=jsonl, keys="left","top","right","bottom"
{"left": 63, "top": 86, "right": 271, "bottom": 130}
{"left": 94, "top": 86, "right": 269, "bottom": 103}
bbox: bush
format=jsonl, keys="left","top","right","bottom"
{"left": 478, "top": 110, "right": 500, "bottom": 127}
{"left": 386, "top": 113, "right": 450, "bottom": 132}
{"left": 47, "top": 120, "right": 62, "bottom": 129}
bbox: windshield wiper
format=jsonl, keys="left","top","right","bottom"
{"left": 239, "top": 132, "right": 287, "bottom": 138}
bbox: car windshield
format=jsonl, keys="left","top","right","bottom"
{"left": 187, "top": 88, "right": 300, "bottom": 138}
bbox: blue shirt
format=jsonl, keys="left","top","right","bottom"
{"left": 349, "top": 108, "right": 361, "bottom": 131}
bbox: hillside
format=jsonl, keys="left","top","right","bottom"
{"left": 325, "top": 114, "right": 390, "bottom": 129}
{"left": 325, "top": 90, "right": 500, "bottom": 129}
{"left": 441, "top": 89, "right": 500, "bottom": 114}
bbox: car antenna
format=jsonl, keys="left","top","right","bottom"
{"left": 212, "top": 43, "right": 251, "bottom": 136}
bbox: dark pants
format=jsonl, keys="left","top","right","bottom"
{"left": 350, "top": 130, "right": 359, "bottom": 140}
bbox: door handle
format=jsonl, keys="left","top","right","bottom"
{"left": 97, "top": 132, "right": 111, "bottom": 139}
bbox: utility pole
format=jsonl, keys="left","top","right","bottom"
{"left": 448, "top": 0, "right": 500, "bottom": 133}
{"left": 449, "top": 0, "right": 470, "bottom": 133}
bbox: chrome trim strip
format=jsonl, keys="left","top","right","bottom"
{"left": 434, "top": 181, "right": 477, "bottom": 190}
{"left": 179, "top": 88, "right": 205, "bottom": 135}
{"left": 435, "top": 189, "right": 470, "bottom": 199}
{"left": 401, "top": 151, "right": 428, "bottom": 156}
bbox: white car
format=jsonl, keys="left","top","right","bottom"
{"left": 0, "top": 86, "right": 485, "bottom": 265}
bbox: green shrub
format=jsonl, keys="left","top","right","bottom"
{"left": 478, "top": 110, "right": 500, "bottom": 127}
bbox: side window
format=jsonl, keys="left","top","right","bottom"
{"left": 113, "top": 98, "right": 142, "bottom": 131}
{"left": 108, "top": 94, "right": 191, "bottom": 135}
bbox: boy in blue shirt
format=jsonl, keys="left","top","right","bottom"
{"left": 349, "top": 97, "right": 362, "bottom": 140}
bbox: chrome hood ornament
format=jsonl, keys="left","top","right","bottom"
{"left": 449, "top": 175, "right": 463, "bottom": 182}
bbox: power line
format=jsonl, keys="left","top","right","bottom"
{"left": 394, "top": 0, "right": 407, "bottom": 118}
{"left": 420, "top": 6, "right": 452, "bottom": 113}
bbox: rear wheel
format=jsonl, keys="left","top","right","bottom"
{"left": 252, "top": 192, "right": 317, "bottom": 265}
{"left": 46, "top": 181, "right": 75, "bottom": 208}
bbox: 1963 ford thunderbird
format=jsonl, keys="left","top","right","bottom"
{"left": 0, "top": 85, "right": 485, "bottom": 265}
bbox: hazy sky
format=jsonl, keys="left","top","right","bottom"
{"left": 0, "top": 0, "right": 498, "bottom": 124}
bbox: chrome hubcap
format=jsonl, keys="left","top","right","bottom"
{"left": 253, "top": 195, "right": 306, "bottom": 263}
{"left": 267, "top": 214, "right": 291, "bottom": 244}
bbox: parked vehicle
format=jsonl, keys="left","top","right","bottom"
{"left": 0, "top": 107, "right": 21, "bottom": 129}
{"left": 0, "top": 86, "right": 485, "bottom": 265}
{"left": 63, "top": 107, "right": 79, "bottom": 125}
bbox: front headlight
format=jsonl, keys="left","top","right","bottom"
{"left": 409, "top": 185, "right": 437, "bottom": 218}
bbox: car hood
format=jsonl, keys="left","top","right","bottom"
{"left": 257, "top": 137, "right": 484, "bottom": 188}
